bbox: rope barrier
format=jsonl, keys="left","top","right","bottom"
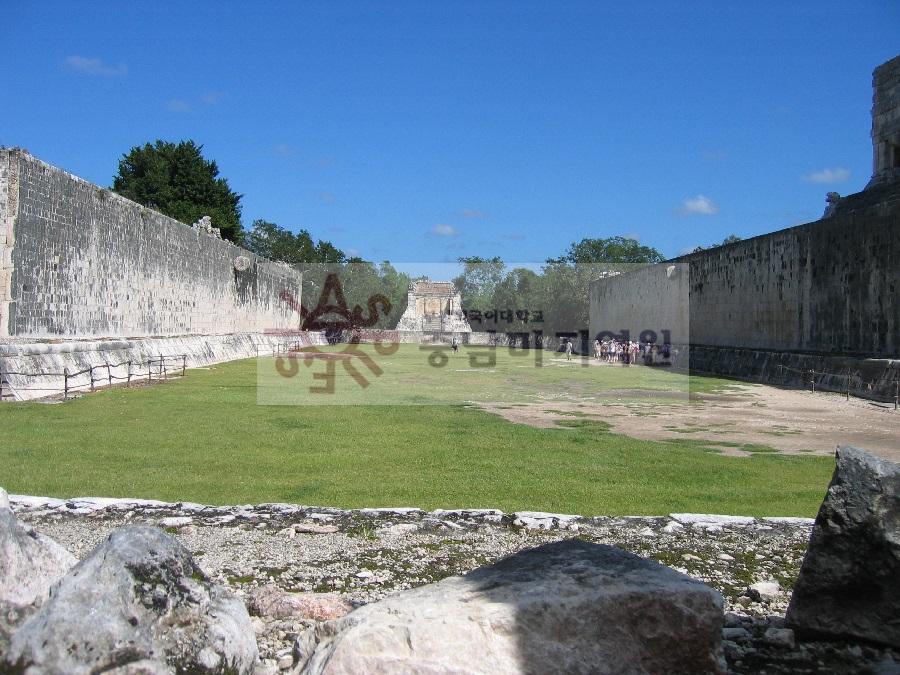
{"left": 1, "top": 354, "right": 189, "bottom": 402}
{"left": 777, "top": 363, "right": 898, "bottom": 407}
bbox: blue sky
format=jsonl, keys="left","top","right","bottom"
{"left": 4, "top": 1, "right": 898, "bottom": 276}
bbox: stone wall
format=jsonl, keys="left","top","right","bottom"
{"left": 868, "top": 54, "right": 900, "bottom": 189}
{"left": 590, "top": 186, "right": 899, "bottom": 366}
{"left": 0, "top": 150, "right": 303, "bottom": 339}
{"left": 0, "top": 331, "right": 328, "bottom": 401}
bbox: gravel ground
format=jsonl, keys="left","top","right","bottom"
{"left": 11, "top": 497, "right": 900, "bottom": 674}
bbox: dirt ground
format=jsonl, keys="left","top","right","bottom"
{"left": 478, "top": 358, "right": 900, "bottom": 462}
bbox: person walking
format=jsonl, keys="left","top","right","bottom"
{"left": 565, "top": 339, "right": 574, "bottom": 361}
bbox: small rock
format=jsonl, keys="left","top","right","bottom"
{"left": 763, "top": 627, "right": 796, "bottom": 649}
{"left": 158, "top": 516, "right": 193, "bottom": 528}
{"left": 723, "top": 612, "right": 743, "bottom": 628}
{"left": 249, "top": 585, "right": 353, "bottom": 622}
{"left": 747, "top": 581, "right": 781, "bottom": 603}
{"left": 723, "top": 627, "right": 753, "bottom": 642}
{"left": 717, "top": 553, "right": 734, "bottom": 562}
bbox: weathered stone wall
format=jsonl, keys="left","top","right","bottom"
{"left": 0, "top": 331, "right": 328, "bottom": 401}
{"left": 0, "top": 150, "right": 303, "bottom": 339}
{"left": 869, "top": 54, "right": 900, "bottom": 188}
{"left": 589, "top": 263, "right": 690, "bottom": 348}
{"left": 590, "top": 186, "right": 900, "bottom": 366}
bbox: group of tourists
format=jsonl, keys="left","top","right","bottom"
{"left": 592, "top": 339, "right": 678, "bottom": 367}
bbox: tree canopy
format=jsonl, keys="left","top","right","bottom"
{"left": 550, "top": 236, "right": 665, "bottom": 264}
{"left": 111, "top": 140, "right": 243, "bottom": 242}
{"left": 242, "top": 219, "right": 347, "bottom": 265}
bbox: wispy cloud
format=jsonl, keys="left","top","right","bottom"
{"left": 428, "top": 224, "right": 460, "bottom": 237}
{"left": 801, "top": 167, "right": 851, "bottom": 183}
{"left": 200, "top": 91, "right": 226, "bottom": 105}
{"left": 505, "top": 233, "right": 526, "bottom": 241}
{"left": 270, "top": 144, "right": 297, "bottom": 157}
{"left": 166, "top": 99, "right": 192, "bottom": 113}
{"left": 702, "top": 150, "right": 727, "bottom": 161}
{"left": 313, "top": 191, "right": 336, "bottom": 203}
{"left": 345, "top": 247, "right": 360, "bottom": 257}
{"left": 676, "top": 195, "right": 720, "bottom": 217}
{"left": 62, "top": 56, "right": 127, "bottom": 76}
{"left": 456, "top": 209, "right": 485, "bottom": 219}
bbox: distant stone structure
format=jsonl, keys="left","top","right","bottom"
{"left": 395, "top": 280, "right": 471, "bottom": 334}
{"left": 866, "top": 54, "right": 900, "bottom": 190}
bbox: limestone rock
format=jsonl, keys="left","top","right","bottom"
{"left": 786, "top": 446, "right": 900, "bottom": 648}
{"left": 0, "top": 489, "right": 77, "bottom": 607}
{"left": 249, "top": 585, "right": 353, "bottom": 622}
{"left": 2, "top": 525, "right": 258, "bottom": 674}
{"left": 292, "top": 539, "right": 726, "bottom": 674}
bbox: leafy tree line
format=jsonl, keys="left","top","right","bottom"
{"left": 111, "top": 139, "right": 668, "bottom": 335}
{"left": 452, "top": 236, "right": 665, "bottom": 342}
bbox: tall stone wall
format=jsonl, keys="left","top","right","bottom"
{"left": 590, "top": 186, "right": 900, "bottom": 359}
{"left": 869, "top": 54, "right": 900, "bottom": 189}
{"left": 683, "top": 185, "right": 898, "bottom": 356}
{"left": 0, "top": 149, "right": 302, "bottom": 339}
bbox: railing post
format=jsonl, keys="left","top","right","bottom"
{"left": 148, "top": 359, "right": 152, "bottom": 384}
{"left": 846, "top": 369, "right": 850, "bottom": 401}
{"left": 64, "top": 367, "right": 69, "bottom": 400}
{"left": 127, "top": 361, "right": 132, "bottom": 387}
{"left": 895, "top": 381, "right": 898, "bottom": 411}
{"left": 182, "top": 354, "right": 186, "bottom": 377}
{"left": 809, "top": 369, "right": 815, "bottom": 393}
{"left": 90, "top": 366, "right": 95, "bottom": 393}
{"left": 106, "top": 362, "right": 112, "bottom": 388}
{"left": 0, "top": 371, "right": 4, "bottom": 401}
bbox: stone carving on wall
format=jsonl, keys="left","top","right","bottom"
{"left": 192, "top": 215, "right": 222, "bottom": 239}
{"left": 821, "top": 192, "right": 841, "bottom": 219}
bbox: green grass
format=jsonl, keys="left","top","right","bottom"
{"left": 0, "top": 345, "right": 834, "bottom": 517}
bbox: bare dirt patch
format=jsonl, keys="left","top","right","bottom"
{"left": 478, "top": 370, "right": 900, "bottom": 462}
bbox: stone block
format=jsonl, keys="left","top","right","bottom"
{"left": 293, "top": 539, "right": 725, "bottom": 674}
{"left": 785, "top": 446, "right": 900, "bottom": 648}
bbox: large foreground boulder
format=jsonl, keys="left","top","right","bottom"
{"left": 3, "top": 525, "right": 258, "bottom": 674}
{"left": 293, "top": 539, "right": 726, "bottom": 674}
{"left": 0, "top": 487, "right": 77, "bottom": 658}
{"left": 786, "top": 446, "right": 900, "bottom": 648}
{"left": 0, "top": 487, "right": 77, "bottom": 607}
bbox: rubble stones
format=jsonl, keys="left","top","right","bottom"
{"left": 786, "top": 446, "right": 900, "bottom": 648}
{"left": 7, "top": 494, "right": 899, "bottom": 672}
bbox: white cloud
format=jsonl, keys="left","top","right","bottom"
{"left": 345, "top": 248, "right": 360, "bottom": 257}
{"left": 166, "top": 99, "right": 191, "bottom": 112}
{"left": 801, "top": 167, "right": 851, "bottom": 183}
{"left": 456, "top": 209, "right": 485, "bottom": 219}
{"left": 428, "top": 224, "right": 460, "bottom": 237}
{"left": 271, "top": 144, "right": 297, "bottom": 157}
{"left": 200, "top": 91, "right": 226, "bottom": 105}
{"left": 62, "top": 56, "right": 127, "bottom": 76}
{"left": 676, "top": 195, "right": 720, "bottom": 217}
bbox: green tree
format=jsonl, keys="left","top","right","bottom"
{"left": 693, "top": 234, "right": 742, "bottom": 253}
{"left": 112, "top": 140, "right": 243, "bottom": 242}
{"left": 552, "top": 236, "right": 665, "bottom": 265}
{"left": 452, "top": 256, "right": 506, "bottom": 311}
{"left": 243, "top": 219, "right": 346, "bottom": 265}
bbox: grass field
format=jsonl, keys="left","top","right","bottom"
{"left": 0, "top": 344, "right": 834, "bottom": 516}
